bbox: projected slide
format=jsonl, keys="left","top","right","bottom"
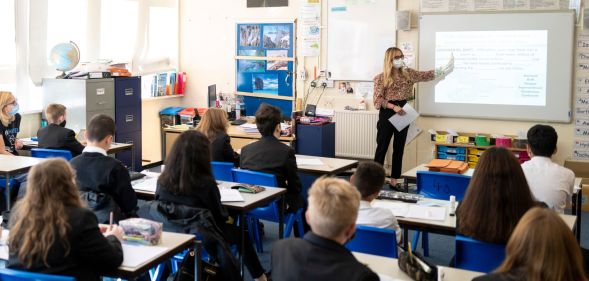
{"left": 434, "top": 30, "right": 548, "bottom": 106}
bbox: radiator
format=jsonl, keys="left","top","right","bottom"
{"left": 333, "top": 110, "right": 379, "bottom": 159}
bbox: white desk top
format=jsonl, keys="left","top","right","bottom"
{"left": 353, "top": 252, "right": 484, "bottom": 281}
{"left": 21, "top": 138, "right": 132, "bottom": 154}
{"left": 295, "top": 154, "right": 358, "bottom": 174}
{"left": 0, "top": 155, "right": 46, "bottom": 174}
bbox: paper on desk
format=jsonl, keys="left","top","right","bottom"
{"left": 372, "top": 201, "right": 410, "bottom": 217}
{"left": 122, "top": 244, "right": 169, "bottom": 268}
{"left": 376, "top": 274, "right": 401, "bottom": 281}
{"left": 296, "top": 158, "right": 324, "bottom": 166}
{"left": 220, "top": 189, "right": 244, "bottom": 202}
{"left": 575, "top": 177, "right": 582, "bottom": 192}
{"left": 20, "top": 138, "right": 37, "bottom": 146}
{"left": 388, "top": 104, "right": 419, "bottom": 131}
{"left": 131, "top": 176, "right": 158, "bottom": 193}
{"left": 406, "top": 205, "right": 446, "bottom": 221}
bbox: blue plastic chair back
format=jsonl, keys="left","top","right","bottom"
{"left": 455, "top": 235, "right": 506, "bottom": 273}
{"left": 346, "top": 225, "right": 398, "bottom": 258}
{"left": 416, "top": 170, "right": 470, "bottom": 201}
{"left": 231, "top": 169, "right": 278, "bottom": 187}
{"left": 211, "top": 162, "right": 234, "bottom": 182}
{"left": 30, "top": 148, "right": 73, "bottom": 161}
{"left": 0, "top": 269, "right": 75, "bottom": 281}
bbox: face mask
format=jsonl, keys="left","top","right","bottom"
{"left": 59, "top": 120, "right": 67, "bottom": 127}
{"left": 393, "top": 59, "right": 404, "bottom": 69}
{"left": 8, "top": 103, "right": 19, "bottom": 116}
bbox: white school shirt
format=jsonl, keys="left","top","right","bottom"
{"left": 82, "top": 145, "right": 107, "bottom": 156}
{"left": 521, "top": 156, "right": 575, "bottom": 214}
{"left": 356, "top": 200, "right": 402, "bottom": 243}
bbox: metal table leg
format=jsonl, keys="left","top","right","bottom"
{"left": 194, "top": 240, "right": 202, "bottom": 281}
{"left": 279, "top": 196, "right": 284, "bottom": 238}
{"left": 239, "top": 212, "right": 245, "bottom": 280}
{"left": 5, "top": 174, "right": 10, "bottom": 210}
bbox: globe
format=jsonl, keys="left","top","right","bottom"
{"left": 50, "top": 41, "right": 80, "bottom": 78}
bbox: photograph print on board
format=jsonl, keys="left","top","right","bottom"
{"left": 239, "top": 50, "right": 265, "bottom": 56}
{"left": 240, "top": 25, "right": 261, "bottom": 47}
{"left": 252, "top": 74, "right": 279, "bottom": 95}
{"left": 263, "top": 24, "right": 290, "bottom": 49}
{"left": 239, "top": 60, "right": 265, "bottom": 73}
{"left": 266, "top": 50, "right": 288, "bottom": 71}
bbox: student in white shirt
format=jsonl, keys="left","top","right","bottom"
{"left": 351, "top": 161, "right": 402, "bottom": 243}
{"left": 521, "top": 124, "right": 575, "bottom": 213}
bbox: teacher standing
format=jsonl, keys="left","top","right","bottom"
{"left": 373, "top": 47, "right": 453, "bottom": 187}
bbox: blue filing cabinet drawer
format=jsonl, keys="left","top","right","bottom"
{"left": 114, "top": 77, "right": 141, "bottom": 108}
{"left": 115, "top": 131, "right": 142, "bottom": 171}
{"left": 115, "top": 106, "right": 141, "bottom": 133}
{"left": 295, "top": 122, "right": 335, "bottom": 157}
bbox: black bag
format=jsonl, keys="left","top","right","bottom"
{"left": 398, "top": 251, "right": 437, "bottom": 281}
{"left": 169, "top": 249, "right": 222, "bottom": 281}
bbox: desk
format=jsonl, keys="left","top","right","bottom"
{"left": 373, "top": 198, "right": 577, "bottom": 249}
{"left": 132, "top": 173, "right": 286, "bottom": 276}
{"left": 163, "top": 126, "right": 295, "bottom": 159}
{"left": 21, "top": 139, "right": 136, "bottom": 171}
{"left": 353, "top": 252, "right": 484, "bottom": 281}
{"left": 296, "top": 155, "right": 358, "bottom": 201}
{"left": 0, "top": 155, "right": 46, "bottom": 209}
{"left": 0, "top": 230, "right": 198, "bottom": 280}
{"left": 400, "top": 164, "right": 583, "bottom": 243}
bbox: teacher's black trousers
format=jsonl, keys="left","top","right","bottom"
{"left": 374, "top": 104, "right": 409, "bottom": 179}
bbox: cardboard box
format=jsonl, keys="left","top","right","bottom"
{"left": 564, "top": 159, "right": 589, "bottom": 178}
{"left": 579, "top": 178, "right": 589, "bottom": 212}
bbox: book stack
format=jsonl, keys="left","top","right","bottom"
{"left": 149, "top": 71, "right": 187, "bottom": 97}
{"left": 239, "top": 124, "right": 259, "bottom": 134}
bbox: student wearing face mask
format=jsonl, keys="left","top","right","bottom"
{"left": 37, "top": 103, "right": 85, "bottom": 157}
{"left": 373, "top": 47, "right": 453, "bottom": 188}
{"left": 0, "top": 91, "right": 23, "bottom": 156}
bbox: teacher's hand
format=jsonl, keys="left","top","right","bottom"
{"left": 388, "top": 103, "right": 405, "bottom": 115}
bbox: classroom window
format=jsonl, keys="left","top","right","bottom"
{"left": 100, "top": 0, "right": 139, "bottom": 63}
{"left": 0, "top": 0, "right": 16, "bottom": 92}
{"left": 46, "top": 0, "right": 88, "bottom": 64}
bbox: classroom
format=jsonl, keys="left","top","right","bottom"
{"left": 0, "top": 0, "right": 588, "bottom": 280}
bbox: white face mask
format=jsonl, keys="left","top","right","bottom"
{"left": 393, "top": 59, "right": 404, "bottom": 69}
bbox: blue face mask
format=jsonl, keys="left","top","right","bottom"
{"left": 8, "top": 103, "right": 19, "bottom": 116}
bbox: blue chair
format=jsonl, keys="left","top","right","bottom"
{"left": 0, "top": 269, "right": 75, "bottom": 281}
{"left": 30, "top": 148, "right": 73, "bottom": 160}
{"left": 412, "top": 171, "right": 471, "bottom": 256}
{"left": 232, "top": 168, "right": 305, "bottom": 253}
{"left": 211, "top": 161, "right": 234, "bottom": 182}
{"left": 346, "top": 225, "right": 398, "bottom": 258}
{"left": 455, "top": 235, "right": 506, "bottom": 273}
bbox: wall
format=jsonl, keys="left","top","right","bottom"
{"left": 176, "top": 1, "right": 577, "bottom": 171}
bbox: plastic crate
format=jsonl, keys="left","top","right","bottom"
{"left": 467, "top": 155, "right": 479, "bottom": 162}
{"left": 468, "top": 148, "right": 484, "bottom": 156}
{"left": 438, "top": 152, "right": 466, "bottom": 161}
{"left": 468, "top": 162, "right": 477, "bottom": 168}
{"left": 438, "top": 146, "right": 467, "bottom": 154}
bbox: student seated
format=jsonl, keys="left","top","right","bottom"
{"left": 140, "top": 130, "right": 267, "bottom": 281}
{"left": 70, "top": 114, "right": 137, "bottom": 223}
{"left": 0, "top": 91, "right": 23, "bottom": 155}
{"left": 474, "top": 207, "right": 588, "bottom": 281}
{"left": 37, "top": 103, "right": 85, "bottom": 157}
{"left": 240, "top": 103, "right": 303, "bottom": 213}
{"left": 521, "top": 124, "right": 574, "bottom": 214}
{"left": 352, "top": 161, "right": 401, "bottom": 243}
{"left": 271, "top": 177, "right": 379, "bottom": 281}
{"left": 196, "top": 108, "right": 239, "bottom": 166}
{"left": 457, "top": 147, "right": 536, "bottom": 244}
{"left": 8, "top": 158, "right": 124, "bottom": 281}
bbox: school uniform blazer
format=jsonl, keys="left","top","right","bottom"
{"left": 472, "top": 268, "right": 527, "bottom": 281}
{"left": 8, "top": 207, "right": 123, "bottom": 281}
{"left": 240, "top": 135, "right": 303, "bottom": 211}
{"left": 70, "top": 152, "right": 138, "bottom": 223}
{"left": 37, "top": 124, "right": 85, "bottom": 157}
{"left": 271, "top": 232, "right": 379, "bottom": 281}
{"left": 211, "top": 132, "right": 240, "bottom": 166}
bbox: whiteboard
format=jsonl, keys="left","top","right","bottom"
{"left": 327, "top": 0, "right": 396, "bottom": 81}
{"left": 418, "top": 11, "right": 574, "bottom": 123}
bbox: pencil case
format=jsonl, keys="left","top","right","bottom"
{"left": 231, "top": 184, "right": 266, "bottom": 194}
{"left": 119, "top": 218, "right": 163, "bottom": 245}
{"left": 398, "top": 251, "right": 437, "bottom": 281}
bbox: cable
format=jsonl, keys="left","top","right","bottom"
{"left": 302, "top": 79, "right": 319, "bottom": 109}
{"left": 313, "top": 84, "right": 327, "bottom": 107}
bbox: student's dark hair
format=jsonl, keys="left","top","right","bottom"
{"left": 158, "top": 130, "right": 216, "bottom": 195}
{"left": 527, "top": 124, "right": 557, "bottom": 157}
{"left": 86, "top": 114, "right": 115, "bottom": 142}
{"left": 255, "top": 103, "right": 282, "bottom": 137}
{"left": 456, "top": 147, "right": 535, "bottom": 244}
{"left": 352, "top": 161, "right": 385, "bottom": 198}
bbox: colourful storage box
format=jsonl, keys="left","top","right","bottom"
{"left": 475, "top": 135, "right": 490, "bottom": 146}
{"left": 468, "top": 148, "right": 484, "bottom": 156}
{"left": 438, "top": 146, "right": 467, "bottom": 154}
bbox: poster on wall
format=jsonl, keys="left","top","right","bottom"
{"left": 247, "top": 0, "right": 288, "bottom": 7}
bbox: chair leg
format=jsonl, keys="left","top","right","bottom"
{"left": 296, "top": 209, "right": 305, "bottom": 237}
{"left": 283, "top": 214, "right": 297, "bottom": 238}
{"left": 412, "top": 231, "right": 420, "bottom": 253}
{"left": 422, "top": 232, "right": 429, "bottom": 257}
{"left": 252, "top": 218, "right": 263, "bottom": 253}
{"left": 149, "top": 262, "right": 165, "bottom": 281}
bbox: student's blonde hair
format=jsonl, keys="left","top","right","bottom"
{"left": 9, "top": 158, "right": 84, "bottom": 268}
{"left": 45, "top": 103, "right": 67, "bottom": 124}
{"left": 496, "top": 207, "right": 588, "bottom": 281}
{"left": 307, "top": 177, "right": 361, "bottom": 239}
{"left": 0, "top": 91, "right": 16, "bottom": 127}
{"left": 382, "top": 47, "right": 409, "bottom": 88}
{"left": 196, "top": 108, "right": 229, "bottom": 141}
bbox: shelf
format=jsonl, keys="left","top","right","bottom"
{"left": 142, "top": 95, "right": 184, "bottom": 101}
{"left": 433, "top": 142, "right": 527, "bottom": 152}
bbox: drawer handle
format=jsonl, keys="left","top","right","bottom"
{"left": 125, "top": 140, "right": 134, "bottom": 144}
{"left": 97, "top": 101, "right": 107, "bottom": 105}
{"left": 125, "top": 115, "right": 134, "bottom": 122}
{"left": 125, "top": 88, "right": 134, "bottom": 96}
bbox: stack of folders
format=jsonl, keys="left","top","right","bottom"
{"left": 239, "top": 124, "right": 259, "bottom": 134}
